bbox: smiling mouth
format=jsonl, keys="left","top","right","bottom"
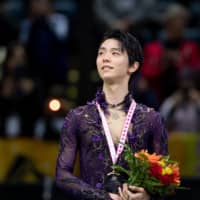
{"left": 101, "top": 65, "right": 114, "bottom": 70}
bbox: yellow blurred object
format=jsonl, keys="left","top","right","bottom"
{"left": 168, "top": 132, "right": 200, "bottom": 177}
{"left": 0, "top": 138, "right": 59, "bottom": 183}
{"left": 0, "top": 133, "right": 199, "bottom": 183}
{"left": 49, "top": 99, "right": 61, "bottom": 112}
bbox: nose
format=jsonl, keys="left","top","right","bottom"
{"left": 102, "top": 52, "right": 111, "bottom": 63}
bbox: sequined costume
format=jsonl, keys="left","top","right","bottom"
{"left": 55, "top": 90, "right": 168, "bottom": 200}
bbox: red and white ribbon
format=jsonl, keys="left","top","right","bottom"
{"left": 96, "top": 100, "right": 136, "bottom": 164}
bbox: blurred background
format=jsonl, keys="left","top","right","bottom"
{"left": 0, "top": 0, "right": 200, "bottom": 199}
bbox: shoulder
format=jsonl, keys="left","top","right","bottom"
{"left": 62, "top": 105, "right": 90, "bottom": 130}
{"left": 64, "top": 103, "right": 96, "bottom": 119}
{"left": 136, "top": 103, "right": 155, "bottom": 114}
{"left": 136, "top": 104, "right": 168, "bottom": 136}
{"left": 136, "top": 103, "right": 164, "bottom": 122}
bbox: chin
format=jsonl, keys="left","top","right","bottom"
{"left": 102, "top": 76, "right": 115, "bottom": 82}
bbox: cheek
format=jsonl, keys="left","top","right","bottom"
{"left": 116, "top": 59, "right": 129, "bottom": 71}
{"left": 96, "top": 58, "right": 101, "bottom": 73}
{"left": 96, "top": 57, "right": 102, "bottom": 67}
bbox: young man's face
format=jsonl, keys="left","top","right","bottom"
{"left": 96, "top": 38, "right": 132, "bottom": 83}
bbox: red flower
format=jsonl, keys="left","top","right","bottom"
{"left": 149, "top": 162, "right": 162, "bottom": 178}
{"left": 149, "top": 163, "right": 181, "bottom": 186}
{"left": 159, "top": 174, "right": 174, "bottom": 185}
{"left": 112, "top": 148, "right": 185, "bottom": 196}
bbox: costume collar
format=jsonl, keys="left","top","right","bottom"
{"left": 94, "top": 89, "right": 133, "bottom": 113}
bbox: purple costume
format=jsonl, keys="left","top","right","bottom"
{"left": 55, "top": 90, "right": 168, "bottom": 199}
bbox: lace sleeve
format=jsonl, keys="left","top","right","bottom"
{"left": 150, "top": 111, "right": 168, "bottom": 155}
{"left": 148, "top": 111, "right": 168, "bottom": 200}
{"left": 55, "top": 109, "right": 112, "bottom": 200}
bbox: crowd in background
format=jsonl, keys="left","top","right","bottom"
{"left": 0, "top": 0, "right": 200, "bottom": 139}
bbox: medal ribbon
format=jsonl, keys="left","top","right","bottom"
{"left": 96, "top": 100, "right": 136, "bottom": 164}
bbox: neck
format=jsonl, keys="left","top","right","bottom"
{"left": 103, "top": 82, "right": 129, "bottom": 105}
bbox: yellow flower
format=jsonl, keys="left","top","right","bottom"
{"left": 158, "top": 159, "right": 165, "bottom": 167}
{"left": 162, "top": 166, "right": 173, "bottom": 175}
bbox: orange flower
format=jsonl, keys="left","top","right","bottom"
{"left": 134, "top": 149, "right": 148, "bottom": 159}
{"left": 171, "top": 164, "right": 181, "bottom": 186}
{"left": 112, "top": 147, "right": 186, "bottom": 196}
{"left": 135, "top": 150, "right": 161, "bottom": 163}
{"left": 146, "top": 152, "right": 162, "bottom": 163}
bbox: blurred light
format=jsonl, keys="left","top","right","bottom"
{"left": 67, "top": 69, "right": 80, "bottom": 83}
{"left": 49, "top": 99, "right": 61, "bottom": 112}
{"left": 66, "top": 86, "right": 78, "bottom": 99}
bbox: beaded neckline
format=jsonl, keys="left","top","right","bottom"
{"left": 93, "top": 89, "right": 133, "bottom": 113}
{"left": 107, "top": 99, "right": 126, "bottom": 108}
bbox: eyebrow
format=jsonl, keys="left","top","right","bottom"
{"left": 98, "top": 47, "right": 122, "bottom": 51}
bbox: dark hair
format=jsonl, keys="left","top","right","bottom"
{"left": 100, "top": 29, "right": 143, "bottom": 67}
{"left": 99, "top": 29, "right": 143, "bottom": 92}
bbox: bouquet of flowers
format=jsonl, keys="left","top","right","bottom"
{"left": 112, "top": 145, "right": 188, "bottom": 196}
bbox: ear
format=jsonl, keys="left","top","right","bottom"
{"left": 128, "top": 62, "right": 139, "bottom": 74}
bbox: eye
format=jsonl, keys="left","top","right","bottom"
{"left": 98, "top": 51, "right": 104, "bottom": 56}
{"left": 112, "top": 51, "right": 120, "bottom": 55}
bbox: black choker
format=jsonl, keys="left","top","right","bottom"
{"left": 107, "top": 99, "right": 125, "bottom": 108}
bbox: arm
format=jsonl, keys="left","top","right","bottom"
{"left": 150, "top": 111, "right": 168, "bottom": 155}
{"left": 55, "top": 109, "right": 112, "bottom": 200}
{"left": 148, "top": 111, "right": 168, "bottom": 200}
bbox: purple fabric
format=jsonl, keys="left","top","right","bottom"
{"left": 55, "top": 90, "right": 168, "bottom": 200}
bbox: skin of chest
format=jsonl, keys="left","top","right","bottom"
{"left": 106, "top": 108, "right": 127, "bottom": 143}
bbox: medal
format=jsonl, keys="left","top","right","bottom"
{"left": 96, "top": 100, "right": 136, "bottom": 193}
{"left": 104, "top": 171, "right": 121, "bottom": 193}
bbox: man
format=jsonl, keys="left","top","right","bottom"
{"left": 55, "top": 30, "right": 168, "bottom": 200}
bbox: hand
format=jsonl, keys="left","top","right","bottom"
{"left": 118, "top": 183, "right": 150, "bottom": 200}
{"left": 109, "top": 192, "right": 122, "bottom": 200}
